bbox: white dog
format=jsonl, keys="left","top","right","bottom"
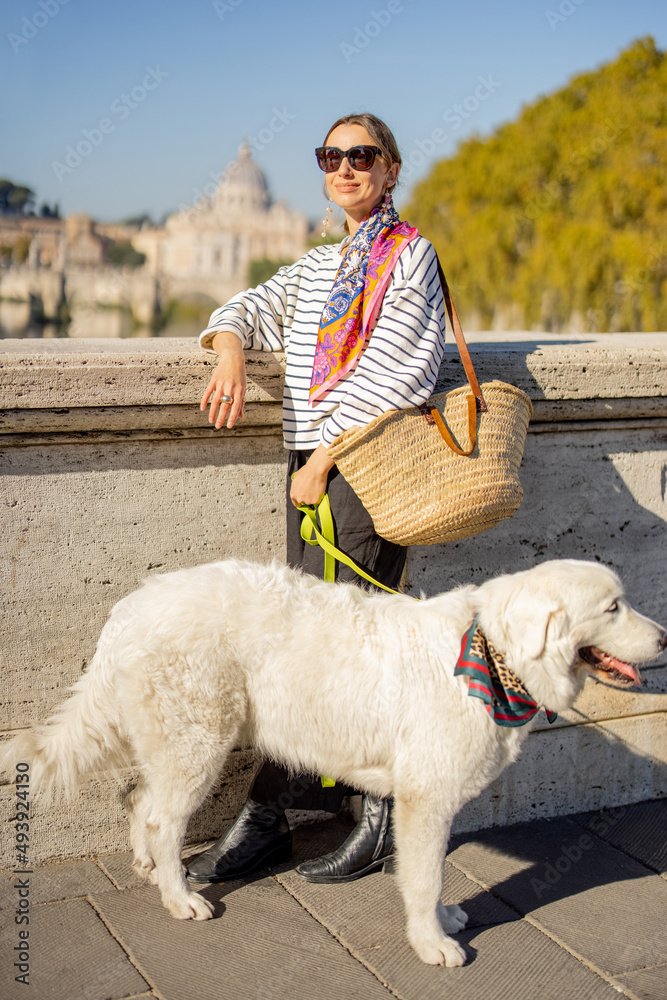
{"left": 2, "top": 558, "right": 665, "bottom": 967}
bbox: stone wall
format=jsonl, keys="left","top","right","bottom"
{"left": 1, "top": 337, "right": 665, "bottom": 861}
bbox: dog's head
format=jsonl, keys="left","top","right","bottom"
{"left": 477, "top": 560, "right": 666, "bottom": 712}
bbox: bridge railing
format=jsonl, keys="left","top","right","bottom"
{"left": 1, "top": 336, "right": 666, "bottom": 860}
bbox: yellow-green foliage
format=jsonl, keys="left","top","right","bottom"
{"left": 405, "top": 37, "right": 666, "bottom": 332}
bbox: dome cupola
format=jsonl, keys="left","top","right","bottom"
{"left": 214, "top": 142, "right": 271, "bottom": 216}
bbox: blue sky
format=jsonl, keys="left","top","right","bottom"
{"left": 3, "top": 0, "right": 666, "bottom": 226}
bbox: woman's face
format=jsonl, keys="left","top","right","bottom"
{"left": 323, "top": 123, "right": 399, "bottom": 227}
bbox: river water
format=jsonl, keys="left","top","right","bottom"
{"left": 0, "top": 300, "right": 205, "bottom": 340}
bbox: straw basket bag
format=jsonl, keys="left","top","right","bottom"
{"left": 326, "top": 263, "right": 533, "bottom": 546}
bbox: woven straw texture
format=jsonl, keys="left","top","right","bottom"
{"left": 327, "top": 380, "right": 533, "bottom": 546}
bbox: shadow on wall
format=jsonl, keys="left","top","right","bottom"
{"left": 455, "top": 691, "right": 667, "bottom": 828}
{"left": 445, "top": 338, "right": 597, "bottom": 353}
{"left": 0, "top": 428, "right": 286, "bottom": 477}
{"left": 408, "top": 423, "right": 666, "bottom": 625}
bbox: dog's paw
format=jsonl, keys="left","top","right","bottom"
{"left": 164, "top": 890, "right": 214, "bottom": 921}
{"left": 437, "top": 902, "right": 468, "bottom": 934}
{"left": 409, "top": 929, "right": 467, "bottom": 967}
{"left": 132, "top": 857, "right": 155, "bottom": 881}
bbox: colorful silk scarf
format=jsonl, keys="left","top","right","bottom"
{"left": 455, "top": 616, "right": 558, "bottom": 728}
{"left": 308, "top": 196, "right": 419, "bottom": 404}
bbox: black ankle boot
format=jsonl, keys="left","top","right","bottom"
{"left": 186, "top": 798, "right": 292, "bottom": 883}
{"left": 295, "top": 795, "right": 393, "bottom": 884}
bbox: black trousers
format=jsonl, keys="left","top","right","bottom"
{"left": 249, "top": 449, "right": 407, "bottom": 813}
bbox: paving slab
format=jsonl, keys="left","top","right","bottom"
{"left": 4, "top": 809, "right": 666, "bottom": 999}
{"left": 108, "top": 995, "right": 155, "bottom": 1000}
{"left": 0, "top": 897, "right": 148, "bottom": 1000}
{"left": 278, "top": 861, "right": 516, "bottom": 942}
{"left": 574, "top": 800, "right": 667, "bottom": 877}
{"left": 448, "top": 816, "right": 667, "bottom": 976}
{"left": 89, "top": 877, "right": 393, "bottom": 1000}
{"left": 614, "top": 962, "right": 667, "bottom": 1000}
{"left": 281, "top": 889, "right": 620, "bottom": 1000}
{"left": 96, "top": 849, "right": 149, "bottom": 890}
{"left": 0, "top": 858, "right": 116, "bottom": 909}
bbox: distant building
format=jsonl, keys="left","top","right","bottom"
{"left": 132, "top": 142, "right": 307, "bottom": 303}
{"left": 64, "top": 214, "right": 107, "bottom": 267}
{"left": 0, "top": 216, "right": 63, "bottom": 267}
{"left": 0, "top": 213, "right": 143, "bottom": 270}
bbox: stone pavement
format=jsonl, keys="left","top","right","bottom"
{"left": 2, "top": 800, "right": 666, "bottom": 1000}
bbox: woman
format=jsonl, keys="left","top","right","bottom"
{"left": 187, "top": 113, "right": 447, "bottom": 885}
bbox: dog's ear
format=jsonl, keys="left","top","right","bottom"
{"left": 519, "top": 605, "right": 557, "bottom": 660}
{"left": 514, "top": 594, "right": 571, "bottom": 662}
{"left": 481, "top": 577, "right": 566, "bottom": 662}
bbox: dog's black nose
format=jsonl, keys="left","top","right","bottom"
{"left": 660, "top": 631, "right": 667, "bottom": 652}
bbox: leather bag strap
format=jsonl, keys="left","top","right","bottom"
{"left": 436, "top": 258, "right": 487, "bottom": 414}
{"left": 429, "top": 394, "right": 477, "bottom": 456}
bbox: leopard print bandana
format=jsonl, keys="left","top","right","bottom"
{"left": 455, "top": 616, "right": 558, "bottom": 727}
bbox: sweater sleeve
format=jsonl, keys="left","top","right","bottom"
{"left": 199, "top": 264, "right": 294, "bottom": 353}
{"left": 318, "top": 238, "right": 446, "bottom": 447}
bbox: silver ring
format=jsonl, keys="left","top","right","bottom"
{"left": 220, "top": 394, "right": 233, "bottom": 404}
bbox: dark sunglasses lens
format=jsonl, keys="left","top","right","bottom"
{"left": 348, "top": 146, "right": 375, "bottom": 170}
{"left": 316, "top": 147, "right": 342, "bottom": 172}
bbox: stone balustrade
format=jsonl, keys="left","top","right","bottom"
{"left": 1, "top": 335, "right": 665, "bottom": 861}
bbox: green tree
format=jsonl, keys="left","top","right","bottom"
{"left": 105, "top": 242, "right": 147, "bottom": 268}
{"left": 247, "top": 257, "right": 292, "bottom": 287}
{"left": 0, "top": 180, "right": 36, "bottom": 216}
{"left": 404, "top": 37, "right": 667, "bottom": 332}
{"left": 119, "top": 213, "right": 153, "bottom": 227}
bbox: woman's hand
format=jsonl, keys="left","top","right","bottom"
{"left": 290, "top": 445, "right": 335, "bottom": 507}
{"left": 200, "top": 331, "right": 247, "bottom": 429}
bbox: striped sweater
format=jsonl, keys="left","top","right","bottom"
{"left": 199, "top": 235, "right": 447, "bottom": 450}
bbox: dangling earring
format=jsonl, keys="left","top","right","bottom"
{"left": 381, "top": 189, "right": 392, "bottom": 223}
{"left": 320, "top": 200, "right": 333, "bottom": 238}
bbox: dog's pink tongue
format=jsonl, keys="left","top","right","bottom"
{"left": 592, "top": 648, "right": 641, "bottom": 685}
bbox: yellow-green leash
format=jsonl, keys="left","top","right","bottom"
{"left": 295, "top": 489, "right": 402, "bottom": 787}
{"left": 296, "top": 492, "right": 402, "bottom": 595}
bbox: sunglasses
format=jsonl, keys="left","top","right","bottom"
{"left": 315, "top": 145, "right": 382, "bottom": 172}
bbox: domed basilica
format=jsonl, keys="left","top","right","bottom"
{"left": 132, "top": 143, "right": 307, "bottom": 304}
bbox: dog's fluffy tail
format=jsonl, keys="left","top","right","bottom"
{"left": 1, "top": 623, "right": 131, "bottom": 800}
